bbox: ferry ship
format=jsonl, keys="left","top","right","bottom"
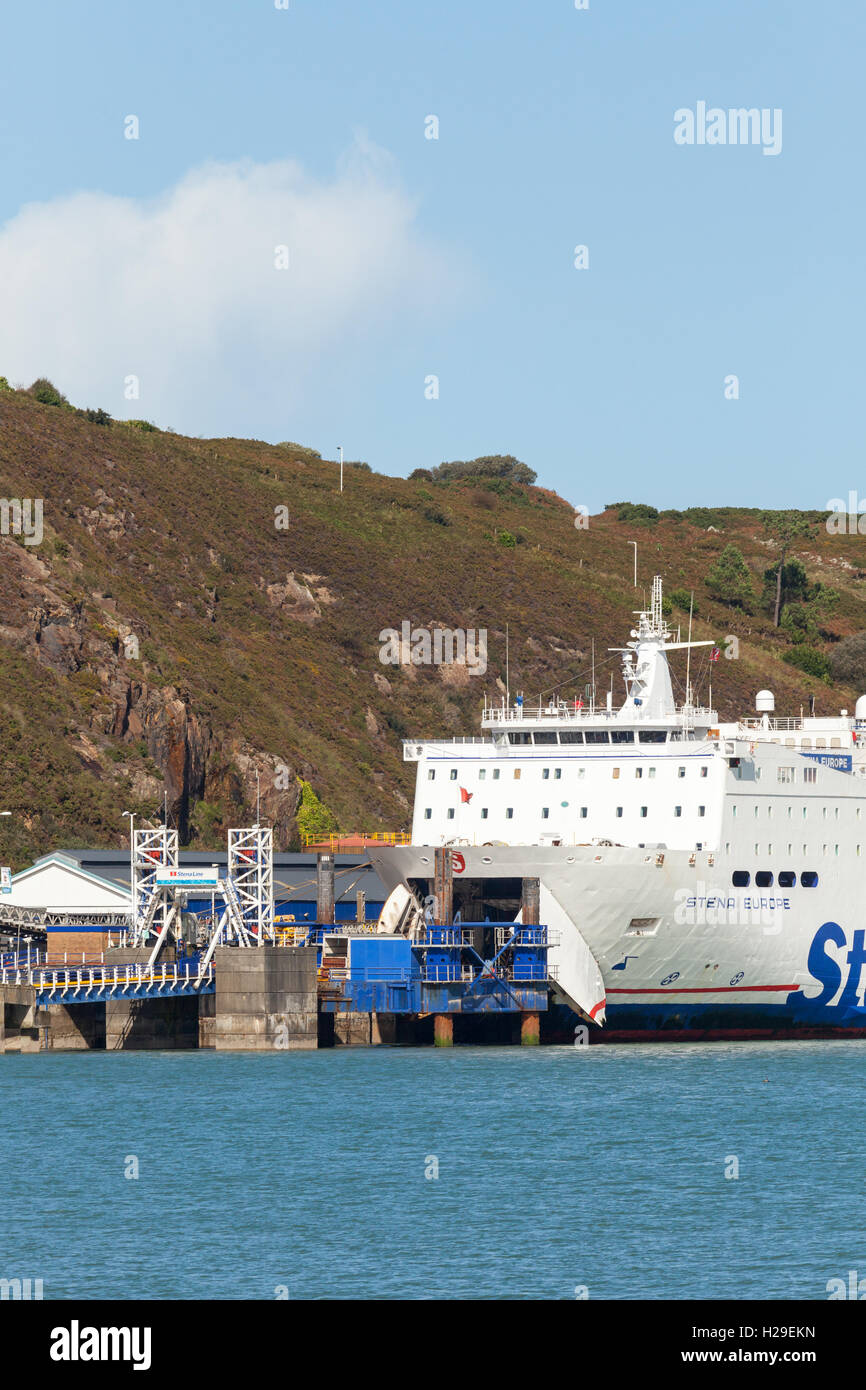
{"left": 369, "top": 578, "right": 866, "bottom": 1039}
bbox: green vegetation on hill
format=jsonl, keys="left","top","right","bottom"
{"left": 1, "top": 376, "right": 866, "bottom": 866}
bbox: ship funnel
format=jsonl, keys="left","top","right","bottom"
{"left": 755, "top": 689, "right": 775, "bottom": 713}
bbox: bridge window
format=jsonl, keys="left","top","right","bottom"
{"left": 778, "top": 871, "right": 795, "bottom": 887}
{"left": 639, "top": 730, "right": 666, "bottom": 743}
{"left": 831, "top": 737, "right": 842, "bottom": 748}
{"left": 816, "top": 738, "right": 826, "bottom": 749}
{"left": 533, "top": 732, "right": 558, "bottom": 745}
{"left": 732, "top": 871, "right": 750, "bottom": 886}
{"left": 801, "top": 738, "right": 812, "bottom": 748}
{"left": 800, "top": 871, "right": 819, "bottom": 887}
{"left": 778, "top": 767, "right": 794, "bottom": 783}
{"left": 508, "top": 732, "right": 532, "bottom": 745}
{"left": 804, "top": 767, "right": 816, "bottom": 783}
{"left": 585, "top": 731, "right": 610, "bottom": 744}
{"left": 560, "top": 731, "right": 584, "bottom": 744}
{"left": 611, "top": 730, "right": 634, "bottom": 744}
{"left": 755, "top": 871, "right": 774, "bottom": 887}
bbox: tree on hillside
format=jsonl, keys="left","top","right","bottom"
{"left": 431, "top": 455, "right": 536, "bottom": 485}
{"left": 761, "top": 512, "right": 816, "bottom": 626}
{"left": 705, "top": 545, "right": 754, "bottom": 609}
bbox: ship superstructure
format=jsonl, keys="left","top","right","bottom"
{"left": 370, "top": 578, "right": 866, "bottom": 1038}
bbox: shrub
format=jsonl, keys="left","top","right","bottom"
{"left": 616, "top": 502, "right": 659, "bottom": 524}
{"left": 497, "top": 530, "right": 517, "bottom": 547}
{"left": 829, "top": 632, "right": 866, "bottom": 688}
{"left": 423, "top": 506, "right": 451, "bottom": 527}
{"left": 782, "top": 646, "right": 831, "bottom": 680}
{"left": 430, "top": 455, "right": 537, "bottom": 485}
{"left": 409, "top": 468, "right": 433, "bottom": 481}
{"left": 80, "top": 407, "right": 112, "bottom": 426}
{"left": 28, "top": 377, "right": 70, "bottom": 408}
{"left": 0, "top": 376, "right": 11, "bottom": 392}
{"left": 668, "top": 588, "right": 697, "bottom": 616}
{"left": 123, "top": 419, "right": 160, "bottom": 432}
{"left": 53, "top": 538, "right": 70, "bottom": 558}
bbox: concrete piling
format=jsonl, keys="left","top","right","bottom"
{"left": 316, "top": 853, "right": 335, "bottom": 925}
{"left": 213, "top": 945, "right": 318, "bottom": 1050}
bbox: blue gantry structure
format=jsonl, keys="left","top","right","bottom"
{"left": 303, "top": 922, "right": 551, "bottom": 1016}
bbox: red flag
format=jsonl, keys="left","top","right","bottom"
{"left": 459, "top": 787, "right": 473, "bottom": 803}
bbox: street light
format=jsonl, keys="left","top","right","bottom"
{"left": 122, "top": 811, "right": 136, "bottom": 924}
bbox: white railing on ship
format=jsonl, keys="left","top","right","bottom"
{"left": 482, "top": 705, "right": 717, "bottom": 723}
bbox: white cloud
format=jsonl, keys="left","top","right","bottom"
{"left": 0, "top": 137, "right": 460, "bottom": 433}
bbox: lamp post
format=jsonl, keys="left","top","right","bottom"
{"left": 122, "top": 811, "right": 136, "bottom": 935}
{"left": 0, "top": 813, "right": 13, "bottom": 954}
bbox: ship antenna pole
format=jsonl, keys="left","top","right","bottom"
{"left": 684, "top": 592, "right": 694, "bottom": 725}
{"left": 505, "top": 622, "right": 510, "bottom": 708}
{"left": 591, "top": 638, "right": 596, "bottom": 715}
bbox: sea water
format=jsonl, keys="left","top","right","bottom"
{"left": 1, "top": 1041, "right": 864, "bottom": 1300}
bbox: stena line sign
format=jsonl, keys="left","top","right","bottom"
{"left": 154, "top": 867, "right": 220, "bottom": 888}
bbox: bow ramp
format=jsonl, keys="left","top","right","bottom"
{"left": 538, "top": 883, "right": 606, "bottom": 1025}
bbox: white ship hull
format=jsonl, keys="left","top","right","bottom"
{"left": 369, "top": 839, "right": 866, "bottom": 1039}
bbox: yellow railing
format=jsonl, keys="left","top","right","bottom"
{"left": 299, "top": 831, "right": 410, "bottom": 849}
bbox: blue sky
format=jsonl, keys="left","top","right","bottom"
{"left": 0, "top": 0, "right": 861, "bottom": 512}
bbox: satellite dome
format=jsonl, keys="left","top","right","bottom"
{"left": 855, "top": 695, "right": 866, "bottom": 720}
{"left": 756, "top": 690, "right": 775, "bottom": 713}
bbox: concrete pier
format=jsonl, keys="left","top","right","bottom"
{"left": 213, "top": 945, "right": 318, "bottom": 1051}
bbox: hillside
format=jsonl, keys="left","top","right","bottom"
{"left": 2, "top": 383, "right": 866, "bottom": 869}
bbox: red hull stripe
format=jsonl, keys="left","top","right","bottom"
{"left": 607, "top": 984, "right": 798, "bottom": 995}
